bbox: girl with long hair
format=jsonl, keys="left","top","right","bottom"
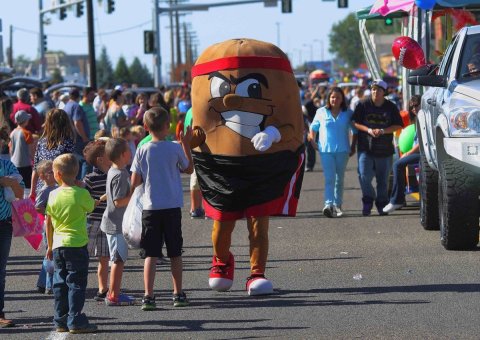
{"left": 30, "top": 108, "right": 76, "bottom": 199}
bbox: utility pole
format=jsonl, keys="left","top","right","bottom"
{"left": 155, "top": 0, "right": 282, "bottom": 86}
{"left": 153, "top": 0, "right": 162, "bottom": 86}
{"left": 86, "top": 0, "right": 96, "bottom": 88}
{"left": 175, "top": 0, "right": 181, "bottom": 66}
{"left": 8, "top": 25, "right": 12, "bottom": 68}
{"left": 275, "top": 22, "right": 280, "bottom": 48}
{"left": 169, "top": 0, "right": 175, "bottom": 82}
{"left": 39, "top": 0, "right": 46, "bottom": 79}
{"left": 0, "top": 19, "right": 3, "bottom": 65}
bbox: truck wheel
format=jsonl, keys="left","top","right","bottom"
{"left": 419, "top": 153, "right": 439, "bottom": 230}
{"left": 439, "top": 157, "right": 480, "bottom": 250}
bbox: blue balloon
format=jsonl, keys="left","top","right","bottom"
{"left": 415, "top": 0, "right": 436, "bottom": 10}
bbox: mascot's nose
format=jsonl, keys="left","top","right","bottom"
{"left": 223, "top": 94, "right": 243, "bottom": 110}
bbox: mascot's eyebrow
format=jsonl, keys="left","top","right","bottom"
{"left": 208, "top": 72, "right": 269, "bottom": 89}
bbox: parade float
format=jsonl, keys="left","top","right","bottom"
{"left": 358, "top": 0, "right": 480, "bottom": 250}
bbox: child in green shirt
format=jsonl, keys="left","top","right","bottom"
{"left": 46, "top": 153, "right": 97, "bottom": 334}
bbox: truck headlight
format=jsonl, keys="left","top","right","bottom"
{"left": 450, "top": 107, "right": 480, "bottom": 136}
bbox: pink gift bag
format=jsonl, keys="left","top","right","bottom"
{"left": 11, "top": 198, "right": 43, "bottom": 237}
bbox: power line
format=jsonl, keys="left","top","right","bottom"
{"left": 13, "top": 20, "right": 152, "bottom": 38}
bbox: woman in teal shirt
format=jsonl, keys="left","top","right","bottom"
{"left": 309, "top": 87, "right": 357, "bottom": 218}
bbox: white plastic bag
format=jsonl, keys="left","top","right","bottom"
{"left": 122, "top": 184, "right": 144, "bottom": 249}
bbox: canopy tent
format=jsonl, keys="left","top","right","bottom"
{"left": 436, "top": 0, "right": 480, "bottom": 6}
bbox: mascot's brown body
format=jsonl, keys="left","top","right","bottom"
{"left": 190, "top": 38, "right": 305, "bottom": 295}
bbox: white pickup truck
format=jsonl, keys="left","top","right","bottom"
{"left": 408, "top": 25, "right": 480, "bottom": 250}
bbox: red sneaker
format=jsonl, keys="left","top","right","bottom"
{"left": 246, "top": 273, "right": 274, "bottom": 296}
{"left": 209, "top": 252, "right": 234, "bottom": 291}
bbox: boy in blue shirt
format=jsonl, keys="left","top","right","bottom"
{"left": 130, "top": 106, "right": 193, "bottom": 311}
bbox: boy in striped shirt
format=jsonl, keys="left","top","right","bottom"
{"left": 83, "top": 140, "right": 111, "bottom": 301}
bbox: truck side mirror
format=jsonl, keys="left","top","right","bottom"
{"left": 407, "top": 64, "right": 445, "bottom": 87}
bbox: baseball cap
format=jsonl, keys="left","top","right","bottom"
{"left": 371, "top": 79, "right": 387, "bottom": 91}
{"left": 15, "top": 110, "right": 32, "bottom": 124}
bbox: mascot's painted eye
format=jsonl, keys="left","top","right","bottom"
{"left": 235, "top": 79, "right": 262, "bottom": 99}
{"left": 210, "top": 76, "right": 231, "bottom": 98}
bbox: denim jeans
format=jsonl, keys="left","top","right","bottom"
{"left": 357, "top": 151, "right": 393, "bottom": 207}
{"left": 0, "top": 219, "right": 12, "bottom": 314}
{"left": 37, "top": 232, "right": 53, "bottom": 289}
{"left": 319, "top": 152, "right": 349, "bottom": 206}
{"left": 53, "top": 246, "right": 90, "bottom": 330}
{"left": 390, "top": 153, "right": 421, "bottom": 205}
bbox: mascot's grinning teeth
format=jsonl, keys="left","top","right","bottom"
{"left": 220, "top": 110, "right": 264, "bottom": 138}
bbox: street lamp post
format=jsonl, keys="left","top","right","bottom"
{"left": 275, "top": 22, "right": 280, "bottom": 47}
{"left": 314, "top": 39, "right": 324, "bottom": 61}
{"left": 155, "top": 0, "right": 280, "bottom": 86}
{"left": 303, "top": 43, "right": 313, "bottom": 62}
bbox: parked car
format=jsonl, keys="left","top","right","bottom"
{"left": 408, "top": 25, "right": 480, "bottom": 250}
{"left": 43, "top": 82, "right": 87, "bottom": 98}
{"left": 0, "top": 77, "right": 46, "bottom": 99}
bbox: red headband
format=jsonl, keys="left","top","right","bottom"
{"left": 191, "top": 56, "right": 293, "bottom": 78}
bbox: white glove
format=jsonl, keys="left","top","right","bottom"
{"left": 251, "top": 126, "right": 281, "bottom": 152}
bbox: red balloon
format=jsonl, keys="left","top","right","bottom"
{"left": 392, "top": 36, "right": 426, "bottom": 70}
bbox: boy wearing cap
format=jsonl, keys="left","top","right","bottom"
{"left": 9, "top": 110, "right": 35, "bottom": 188}
{"left": 352, "top": 79, "right": 403, "bottom": 216}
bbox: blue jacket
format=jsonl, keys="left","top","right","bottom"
{"left": 310, "top": 107, "right": 357, "bottom": 153}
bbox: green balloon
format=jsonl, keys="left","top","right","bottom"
{"left": 398, "top": 124, "right": 416, "bottom": 153}
{"left": 184, "top": 107, "right": 193, "bottom": 134}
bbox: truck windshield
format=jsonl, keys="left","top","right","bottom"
{"left": 460, "top": 34, "right": 480, "bottom": 81}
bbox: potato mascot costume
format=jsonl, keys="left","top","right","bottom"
{"left": 190, "top": 38, "right": 305, "bottom": 295}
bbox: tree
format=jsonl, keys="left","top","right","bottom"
{"left": 329, "top": 13, "right": 364, "bottom": 69}
{"left": 141, "top": 64, "right": 153, "bottom": 86}
{"left": 129, "top": 57, "right": 153, "bottom": 87}
{"left": 329, "top": 13, "right": 397, "bottom": 69}
{"left": 96, "top": 46, "right": 114, "bottom": 88}
{"left": 50, "top": 68, "right": 64, "bottom": 84}
{"left": 114, "top": 56, "right": 131, "bottom": 85}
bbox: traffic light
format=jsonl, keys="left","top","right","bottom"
{"left": 59, "top": 0, "right": 67, "bottom": 20}
{"left": 144, "top": 30, "right": 154, "bottom": 54}
{"left": 107, "top": 0, "right": 115, "bottom": 14}
{"left": 76, "top": 2, "right": 84, "bottom": 17}
{"left": 337, "top": 0, "right": 348, "bottom": 8}
{"left": 43, "top": 35, "right": 47, "bottom": 51}
{"left": 385, "top": 17, "right": 393, "bottom": 25}
{"left": 281, "top": 0, "right": 292, "bottom": 13}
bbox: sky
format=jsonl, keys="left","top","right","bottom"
{"left": 0, "top": 0, "right": 375, "bottom": 82}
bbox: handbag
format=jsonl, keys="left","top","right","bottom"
{"left": 11, "top": 198, "right": 43, "bottom": 237}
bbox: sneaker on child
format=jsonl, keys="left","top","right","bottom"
{"left": 173, "top": 292, "right": 189, "bottom": 307}
{"left": 105, "top": 293, "right": 135, "bottom": 306}
{"left": 141, "top": 295, "right": 156, "bottom": 311}
{"left": 190, "top": 208, "right": 205, "bottom": 219}
{"left": 94, "top": 290, "right": 108, "bottom": 302}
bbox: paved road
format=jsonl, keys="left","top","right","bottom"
{"left": 2, "top": 156, "right": 480, "bottom": 339}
